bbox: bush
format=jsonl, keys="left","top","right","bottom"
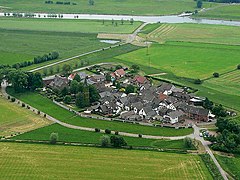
{"left": 100, "top": 135, "right": 110, "bottom": 147}
{"left": 213, "top": 72, "right": 220, "bottom": 78}
{"left": 105, "top": 129, "right": 111, "bottom": 134}
{"left": 194, "top": 79, "right": 202, "bottom": 84}
{"left": 138, "top": 134, "right": 142, "bottom": 138}
{"left": 38, "top": 110, "right": 41, "bottom": 115}
{"left": 21, "top": 103, "right": 25, "bottom": 107}
{"left": 50, "top": 132, "right": 58, "bottom": 144}
{"left": 115, "top": 131, "right": 119, "bottom": 135}
{"left": 95, "top": 128, "right": 100, "bottom": 132}
{"left": 110, "top": 136, "right": 127, "bottom": 147}
{"left": 183, "top": 137, "right": 193, "bottom": 148}
{"left": 7, "top": 96, "right": 10, "bottom": 100}
{"left": 11, "top": 98, "right": 16, "bottom": 102}
{"left": 237, "top": 64, "right": 240, "bottom": 70}
{"left": 63, "top": 95, "right": 72, "bottom": 104}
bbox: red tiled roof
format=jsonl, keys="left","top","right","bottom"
{"left": 159, "top": 93, "right": 167, "bottom": 101}
{"left": 115, "top": 69, "right": 126, "bottom": 76}
{"left": 134, "top": 75, "right": 146, "bottom": 84}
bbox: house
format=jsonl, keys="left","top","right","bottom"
{"left": 131, "top": 101, "right": 144, "bottom": 114}
{"left": 49, "top": 75, "right": 68, "bottom": 90}
{"left": 43, "top": 76, "right": 55, "bottom": 86}
{"left": 114, "top": 68, "right": 126, "bottom": 78}
{"left": 77, "top": 72, "right": 88, "bottom": 80}
{"left": 164, "top": 110, "right": 185, "bottom": 124}
{"left": 139, "top": 106, "right": 152, "bottom": 118}
{"left": 68, "top": 73, "right": 76, "bottom": 81}
{"left": 90, "top": 75, "right": 105, "bottom": 83}
{"left": 133, "top": 75, "right": 149, "bottom": 85}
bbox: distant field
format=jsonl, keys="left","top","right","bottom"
{"left": 0, "top": 95, "right": 50, "bottom": 136}
{"left": 117, "top": 41, "right": 240, "bottom": 79}
{"left": 0, "top": 142, "right": 212, "bottom": 179}
{"left": 12, "top": 124, "right": 193, "bottom": 150}
{"left": 0, "top": 0, "right": 217, "bottom": 15}
{"left": 196, "top": 4, "right": 240, "bottom": 21}
{"left": 143, "top": 23, "right": 240, "bottom": 45}
{"left": 7, "top": 88, "right": 193, "bottom": 137}
{"left": 216, "top": 155, "right": 240, "bottom": 179}
{"left": 0, "top": 18, "right": 141, "bottom": 34}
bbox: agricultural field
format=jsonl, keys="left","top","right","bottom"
{"left": 117, "top": 41, "right": 240, "bottom": 79}
{"left": 195, "top": 4, "right": 240, "bottom": 21}
{"left": 142, "top": 23, "right": 240, "bottom": 45}
{"left": 0, "top": 95, "right": 51, "bottom": 137}
{"left": 216, "top": 155, "right": 240, "bottom": 179}
{"left": 0, "top": 142, "right": 212, "bottom": 179}
{"left": 0, "top": 0, "right": 217, "bottom": 15}
{"left": 12, "top": 123, "right": 194, "bottom": 150}
{"left": 6, "top": 88, "right": 193, "bottom": 137}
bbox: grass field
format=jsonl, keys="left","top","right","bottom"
{"left": 0, "top": 142, "right": 212, "bottom": 179}
{"left": 0, "top": 95, "right": 51, "bottom": 136}
{"left": 12, "top": 123, "right": 194, "bottom": 150}
{"left": 142, "top": 23, "right": 240, "bottom": 45}
{"left": 196, "top": 4, "right": 240, "bottom": 21}
{"left": 0, "top": 18, "right": 141, "bottom": 34}
{"left": 0, "top": 0, "right": 217, "bottom": 15}
{"left": 7, "top": 88, "right": 193, "bottom": 137}
{"left": 117, "top": 41, "right": 240, "bottom": 79}
{"left": 216, "top": 155, "right": 240, "bottom": 179}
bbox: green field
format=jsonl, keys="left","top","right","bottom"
{"left": 0, "top": 18, "right": 141, "bottom": 34}
{"left": 7, "top": 88, "right": 193, "bottom": 137}
{"left": 143, "top": 23, "right": 240, "bottom": 45}
{"left": 12, "top": 123, "right": 193, "bottom": 150}
{"left": 0, "top": 95, "right": 50, "bottom": 136}
{"left": 0, "top": 0, "right": 217, "bottom": 15}
{"left": 196, "top": 4, "right": 240, "bottom": 21}
{"left": 0, "top": 142, "right": 212, "bottom": 179}
{"left": 118, "top": 41, "right": 240, "bottom": 79}
{"left": 216, "top": 155, "right": 240, "bottom": 179}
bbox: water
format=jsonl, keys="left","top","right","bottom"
{"left": 1, "top": 12, "right": 240, "bottom": 26}
{"left": 100, "top": 40, "right": 120, "bottom": 44}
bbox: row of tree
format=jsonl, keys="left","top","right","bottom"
{"left": 203, "top": 98, "right": 227, "bottom": 117}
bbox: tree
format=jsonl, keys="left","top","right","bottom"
{"left": 89, "top": 85, "right": 100, "bottom": 103}
{"left": 212, "top": 104, "right": 227, "bottom": 117}
{"left": 43, "top": 68, "right": 48, "bottom": 76}
{"left": 131, "top": 64, "right": 140, "bottom": 73}
{"left": 197, "top": 0, "right": 202, "bottom": 8}
{"left": 125, "top": 84, "right": 135, "bottom": 94}
{"left": 70, "top": 80, "right": 79, "bottom": 94}
{"left": 56, "top": 65, "right": 60, "bottom": 73}
{"left": 9, "top": 70, "right": 28, "bottom": 92}
{"left": 100, "top": 135, "right": 110, "bottom": 147}
{"left": 89, "top": 0, "right": 94, "bottom": 5}
{"left": 64, "top": 95, "right": 72, "bottom": 104}
{"left": 203, "top": 98, "right": 213, "bottom": 110}
{"left": 116, "top": 82, "right": 121, "bottom": 89}
{"left": 184, "top": 137, "right": 193, "bottom": 148}
{"left": 213, "top": 72, "right": 220, "bottom": 78}
{"left": 83, "top": 86, "right": 90, "bottom": 107}
{"left": 130, "top": 18, "right": 134, "bottom": 25}
{"left": 110, "top": 136, "right": 127, "bottom": 147}
{"left": 194, "top": 79, "right": 202, "bottom": 84}
{"left": 76, "top": 92, "right": 85, "bottom": 108}
{"left": 62, "top": 64, "right": 72, "bottom": 77}
{"left": 105, "top": 73, "right": 112, "bottom": 82}
{"left": 237, "top": 64, "right": 240, "bottom": 70}
{"left": 61, "top": 87, "right": 69, "bottom": 96}
{"left": 32, "top": 72, "right": 43, "bottom": 90}
{"left": 73, "top": 74, "right": 81, "bottom": 82}
{"left": 115, "top": 65, "right": 122, "bottom": 70}
{"left": 50, "top": 132, "right": 58, "bottom": 144}
{"left": 121, "top": 18, "right": 124, "bottom": 25}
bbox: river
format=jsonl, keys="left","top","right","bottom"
{"left": 0, "top": 12, "right": 240, "bottom": 26}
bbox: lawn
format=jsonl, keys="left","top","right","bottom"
{"left": 0, "top": 17, "right": 141, "bottom": 34}
{"left": 117, "top": 41, "right": 240, "bottom": 79}
{"left": 216, "top": 155, "right": 240, "bottom": 179}
{"left": 6, "top": 88, "right": 193, "bottom": 137}
{"left": 0, "top": 142, "right": 212, "bottom": 179}
{"left": 12, "top": 123, "right": 193, "bottom": 150}
{"left": 0, "top": 95, "right": 51, "bottom": 136}
{"left": 195, "top": 4, "right": 240, "bottom": 21}
{"left": 143, "top": 23, "right": 240, "bottom": 45}
{"left": 0, "top": 0, "right": 217, "bottom": 15}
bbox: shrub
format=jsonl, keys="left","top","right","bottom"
{"left": 100, "top": 135, "right": 110, "bottom": 147}
{"left": 183, "top": 137, "right": 193, "bottom": 148}
{"left": 7, "top": 96, "right": 10, "bottom": 99}
{"left": 44, "top": 114, "right": 47, "bottom": 118}
{"left": 213, "top": 72, "right": 220, "bottom": 78}
{"left": 11, "top": 98, "right": 16, "bottom": 102}
{"left": 105, "top": 129, "right": 111, "bottom": 134}
{"left": 22, "top": 103, "right": 25, "bottom": 107}
{"left": 38, "top": 110, "right": 41, "bottom": 115}
{"left": 63, "top": 95, "right": 72, "bottom": 104}
{"left": 50, "top": 132, "right": 58, "bottom": 144}
{"left": 138, "top": 134, "right": 142, "bottom": 138}
{"left": 110, "top": 136, "right": 127, "bottom": 147}
{"left": 194, "top": 79, "right": 202, "bottom": 84}
{"left": 95, "top": 128, "right": 100, "bottom": 132}
{"left": 237, "top": 64, "right": 240, "bottom": 69}
{"left": 115, "top": 131, "right": 119, "bottom": 135}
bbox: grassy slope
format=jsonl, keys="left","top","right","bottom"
{"left": 216, "top": 155, "right": 240, "bottom": 179}
{"left": 196, "top": 4, "right": 240, "bottom": 21}
{"left": 12, "top": 123, "right": 193, "bottom": 150}
{"left": 118, "top": 42, "right": 240, "bottom": 79}
{"left": 0, "top": 142, "right": 212, "bottom": 179}
{"left": 144, "top": 23, "right": 240, "bottom": 45}
{"left": 0, "top": 0, "right": 216, "bottom": 15}
{"left": 0, "top": 96, "right": 50, "bottom": 136}
{"left": 7, "top": 89, "right": 193, "bottom": 137}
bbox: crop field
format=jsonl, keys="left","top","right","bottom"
{"left": 144, "top": 23, "right": 240, "bottom": 45}
{"left": 117, "top": 41, "right": 240, "bottom": 79}
{"left": 0, "top": 142, "right": 212, "bottom": 179}
{"left": 0, "top": 0, "right": 217, "bottom": 15}
{"left": 196, "top": 4, "right": 240, "bottom": 21}
{"left": 0, "top": 18, "right": 141, "bottom": 34}
{"left": 7, "top": 88, "right": 193, "bottom": 137}
{"left": 0, "top": 95, "right": 51, "bottom": 136}
{"left": 216, "top": 155, "right": 240, "bottom": 179}
{"left": 12, "top": 124, "right": 193, "bottom": 150}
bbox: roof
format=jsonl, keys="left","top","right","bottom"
{"left": 167, "top": 110, "right": 184, "bottom": 119}
{"left": 133, "top": 75, "right": 147, "bottom": 84}
{"left": 132, "top": 101, "right": 144, "bottom": 110}
{"left": 115, "top": 69, "right": 126, "bottom": 76}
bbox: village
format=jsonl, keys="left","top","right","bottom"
{"left": 43, "top": 64, "right": 215, "bottom": 127}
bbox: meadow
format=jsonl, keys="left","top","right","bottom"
{"left": 196, "top": 4, "right": 240, "bottom": 21}
{"left": 7, "top": 88, "right": 193, "bottom": 137}
{"left": 142, "top": 23, "right": 240, "bottom": 45}
{"left": 12, "top": 123, "right": 193, "bottom": 150}
{"left": 117, "top": 41, "right": 240, "bottom": 79}
{"left": 0, "top": 142, "right": 212, "bottom": 179}
{"left": 0, "top": 0, "right": 217, "bottom": 15}
{"left": 216, "top": 155, "right": 240, "bottom": 179}
{"left": 0, "top": 95, "right": 50, "bottom": 136}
